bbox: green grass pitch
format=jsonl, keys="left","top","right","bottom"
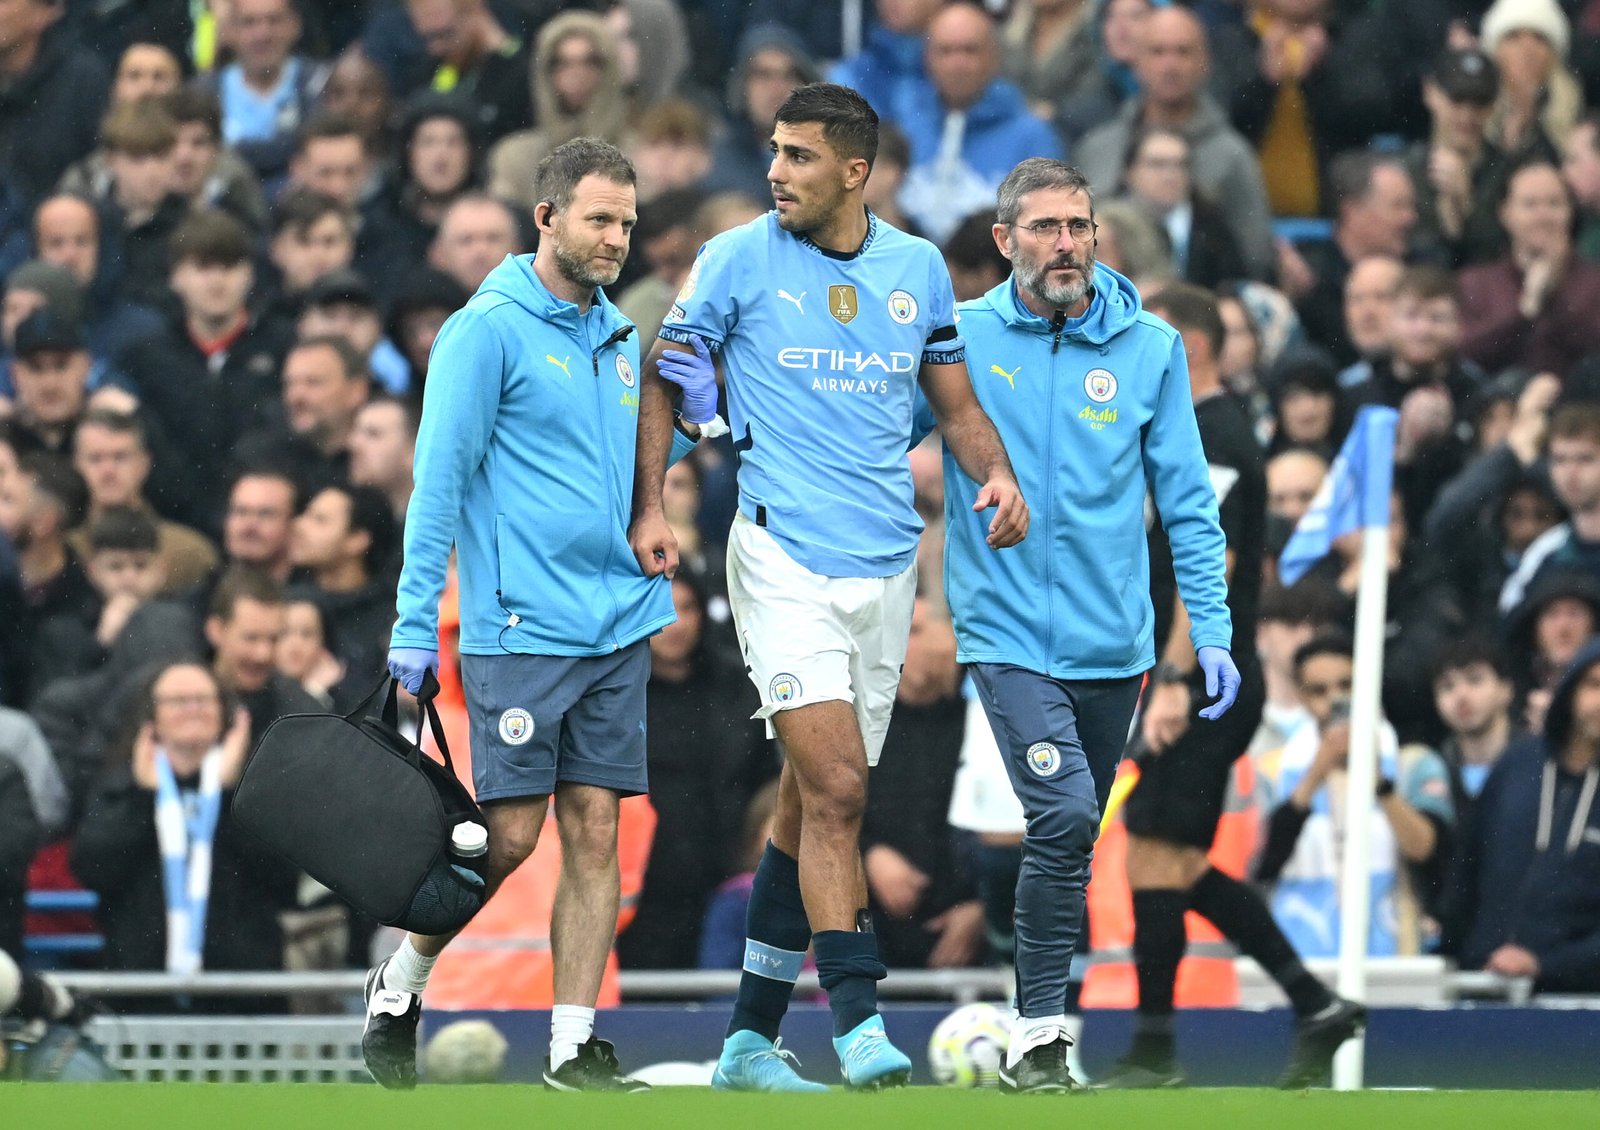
{"left": 5, "top": 1085, "right": 1599, "bottom": 1130}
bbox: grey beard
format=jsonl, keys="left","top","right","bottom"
{"left": 553, "top": 238, "right": 619, "bottom": 291}
{"left": 1018, "top": 258, "right": 1092, "bottom": 309}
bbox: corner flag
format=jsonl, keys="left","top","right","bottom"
{"left": 1277, "top": 406, "right": 1399, "bottom": 587}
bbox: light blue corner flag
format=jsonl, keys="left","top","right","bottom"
{"left": 1278, "top": 405, "right": 1399, "bottom": 587}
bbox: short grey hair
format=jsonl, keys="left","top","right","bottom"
{"left": 996, "top": 158, "right": 1095, "bottom": 226}
{"left": 534, "top": 137, "right": 636, "bottom": 213}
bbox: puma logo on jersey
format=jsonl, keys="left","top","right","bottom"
{"left": 990, "top": 364, "right": 1020, "bottom": 388}
{"left": 777, "top": 290, "right": 806, "bottom": 315}
{"left": 545, "top": 354, "right": 574, "bottom": 379}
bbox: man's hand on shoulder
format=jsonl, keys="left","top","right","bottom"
{"left": 974, "top": 475, "right": 1028, "bottom": 548}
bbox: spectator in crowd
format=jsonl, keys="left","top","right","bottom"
{"left": 109, "top": 39, "right": 180, "bottom": 104}
{"left": 942, "top": 209, "right": 1010, "bottom": 301}
{"left": 391, "top": 0, "right": 532, "bottom": 145}
{"left": 366, "top": 93, "right": 482, "bottom": 281}
{"left": 1076, "top": 4, "right": 1276, "bottom": 279}
{"left": 1210, "top": 0, "right": 1393, "bottom": 218}
{"left": 1117, "top": 124, "right": 1246, "bottom": 288}
{"left": 1216, "top": 284, "right": 1266, "bottom": 401}
{"left": 1447, "top": 636, "right": 1600, "bottom": 993}
{"left": 294, "top": 271, "right": 409, "bottom": 396}
{"left": 69, "top": 409, "right": 217, "bottom": 595}
{"left": 164, "top": 88, "right": 271, "bottom": 235}
{"left": 427, "top": 193, "right": 521, "bottom": 294}
{"left": 1254, "top": 632, "right": 1455, "bottom": 957}
{"left": 620, "top": 570, "right": 772, "bottom": 970}
{"left": 236, "top": 335, "right": 369, "bottom": 500}
{"left": 203, "top": 0, "right": 330, "bottom": 183}
{"left": 8, "top": 309, "right": 94, "bottom": 458}
{"left": 1091, "top": 196, "right": 1174, "bottom": 288}
{"left": 1000, "top": 0, "right": 1098, "bottom": 125}
{"left": 0, "top": 426, "right": 26, "bottom": 704}
{"left": 288, "top": 483, "right": 397, "bottom": 707}
{"left": 274, "top": 595, "right": 342, "bottom": 708}
{"left": 30, "top": 194, "right": 163, "bottom": 364}
{"left": 348, "top": 395, "right": 418, "bottom": 527}
{"left": 263, "top": 189, "right": 357, "bottom": 328}
{"left": 697, "top": 778, "right": 781, "bottom": 970}
{"left": 861, "top": 123, "right": 918, "bottom": 237}
{"left": 1506, "top": 569, "right": 1600, "bottom": 735}
{"left": 1406, "top": 48, "right": 1511, "bottom": 268}
{"left": 1054, "top": 0, "right": 1154, "bottom": 147}
{"left": 1480, "top": 0, "right": 1582, "bottom": 163}
{"left": 11, "top": 452, "right": 93, "bottom": 674}
{"left": 92, "top": 100, "right": 192, "bottom": 309}
{"left": 119, "top": 211, "right": 291, "bottom": 530}
{"left": 1289, "top": 154, "right": 1417, "bottom": 364}
{"left": 1459, "top": 160, "right": 1600, "bottom": 376}
{"left": 1564, "top": 112, "right": 1600, "bottom": 258}
{"left": 71, "top": 660, "right": 297, "bottom": 1007}
{"left": 1425, "top": 372, "right": 1562, "bottom": 624}
{"left": 317, "top": 48, "right": 395, "bottom": 164}
{"left": 1431, "top": 639, "right": 1518, "bottom": 833}
{"left": 829, "top": 0, "right": 941, "bottom": 130}
{"left": 1, "top": 260, "right": 82, "bottom": 395}
{"left": 862, "top": 596, "right": 981, "bottom": 968}
{"left": 1266, "top": 447, "right": 1330, "bottom": 530}
{"left": 383, "top": 268, "right": 468, "bottom": 394}
{"left": 630, "top": 99, "right": 714, "bottom": 205}
{"left": 33, "top": 505, "right": 166, "bottom": 689}
{"left": 616, "top": 189, "right": 702, "bottom": 344}
{"left": 1267, "top": 352, "right": 1343, "bottom": 459}
{"left": 706, "top": 25, "right": 819, "bottom": 201}
{"left": 287, "top": 114, "right": 376, "bottom": 216}
{"left": 897, "top": 3, "right": 1062, "bottom": 244}
{"left": 1250, "top": 581, "right": 1343, "bottom": 757}
{"left": 203, "top": 567, "right": 321, "bottom": 744}
{"left": 220, "top": 471, "right": 299, "bottom": 586}
{"left": 0, "top": 0, "right": 110, "bottom": 209}
{"left": 487, "top": 12, "right": 626, "bottom": 215}
{"left": 1336, "top": 255, "right": 1404, "bottom": 383}
{"left": 1502, "top": 399, "right": 1600, "bottom": 615}
{"left": 1345, "top": 265, "right": 1484, "bottom": 429}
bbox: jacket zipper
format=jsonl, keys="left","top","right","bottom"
{"left": 591, "top": 319, "right": 636, "bottom": 648}
{"left": 1044, "top": 312, "right": 1065, "bottom": 667}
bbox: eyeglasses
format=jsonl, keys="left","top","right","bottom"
{"left": 1013, "top": 218, "right": 1097, "bottom": 243}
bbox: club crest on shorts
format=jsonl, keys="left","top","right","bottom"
{"left": 1081, "top": 368, "right": 1120, "bottom": 403}
{"left": 769, "top": 673, "right": 802, "bottom": 703}
{"left": 1026, "top": 741, "right": 1061, "bottom": 777}
{"left": 498, "top": 708, "right": 534, "bottom": 745}
{"left": 1084, "top": 368, "right": 1117, "bottom": 403}
{"left": 887, "top": 289, "right": 918, "bottom": 324}
{"left": 828, "top": 285, "right": 859, "bottom": 324}
{"left": 615, "top": 353, "right": 635, "bottom": 387}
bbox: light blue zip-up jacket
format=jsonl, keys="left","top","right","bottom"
{"left": 915, "top": 264, "right": 1231, "bottom": 678}
{"left": 392, "top": 254, "right": 693, "bottom": 656}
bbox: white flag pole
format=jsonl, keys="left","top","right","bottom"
{"left": 1332, "top": 515, "right": 1390, "bottom": 1091}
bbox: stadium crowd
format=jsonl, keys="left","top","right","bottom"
{"left": 1, "top": 0, "right": 1600, "bottom": 1011}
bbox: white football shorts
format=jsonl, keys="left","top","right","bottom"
{"left": 725, "top": 511, "right": 916, "bottom": 766}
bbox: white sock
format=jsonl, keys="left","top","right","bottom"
{"left": 549, "top": 1005, "right": 596, "bottom": 1070}
{"left": 382, "top": 938, "right": 436, "bottom": 995}
{"left": 1007, "top": 1012, "right": 1071, "bottom": 1069}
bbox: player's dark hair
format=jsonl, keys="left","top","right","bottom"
{"left": 775, "top": 82, "right": 879, "bottom": 168}
{"left": 209, "top": 565, "right": 286, "bottom": 622}
{"left": 534, "top": 137, "right": 636, "bottom": 215}
{"left": 77, "top": 407, "right": 148, "bottom": 452}
{"left": 1293, "top": 629, "right": 1355, "bottom": 679}
{"left": 88, "top": 504, "right": 159, "bottom": 554}
{"left": 1431, "top": 636, "right": 1510, "bottom": 687}
{"left": 1148, "top": 282, "right": 1225, "bottom": 359}
{"left": 995, "top": 158, "right": 1093, "bottom": 226}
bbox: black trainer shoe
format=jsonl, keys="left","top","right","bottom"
{"left": 1094, "top": 1058, "right": 1187, "bottom": 1089}
{"left": 1278, "top": 998, "right": 1367, "bottom": 1089}
{"left": 999, "top": 1038, "right": 1080, "bottom": 1094}
{"left": 543, "top": 1037, "right": 652, "bottom": 1092}
{"left": 362, "top": 958, "right": 422, "bottom": 1090}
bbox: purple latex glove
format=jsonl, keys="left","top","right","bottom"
{"left": 1197, "top": 645, "right": 1240, "bottom": 720}
{"left": 658, "top": 334, "right": 719, "bottom": 424}
{"left": 388, "top": 647, "right": 438, "bottom": 696}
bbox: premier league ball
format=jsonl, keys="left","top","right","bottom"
{"left": 927, "top": 1003, "right": 1012, "bottom": 1088}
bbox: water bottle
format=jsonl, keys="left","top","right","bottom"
{"left": 450, "top": 821, "right": 488, "bottom": 881}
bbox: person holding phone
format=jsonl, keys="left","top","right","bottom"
{"left": 1253, "top": 633, "right": 1456, "bottom": 984}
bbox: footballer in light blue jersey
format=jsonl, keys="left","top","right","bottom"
{"left": 659, "top": 209, "right": 965, "bottom": 578}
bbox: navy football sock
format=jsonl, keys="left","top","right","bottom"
{"left": 727, "top": 841, "right": 810, "bottom": 1042}
{"left": 814, "top": 928, "right": 887, "bottom": 1037}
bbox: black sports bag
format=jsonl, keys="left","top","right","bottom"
{"left": 233, "top": 674, "right": 487, "bottom": 935}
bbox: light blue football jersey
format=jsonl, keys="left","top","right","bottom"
{"left": 660, "top": 210, "right": 964, "bottom": 578}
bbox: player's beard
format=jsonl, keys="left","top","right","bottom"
{"left": 773, "top": 178, "right": 848, "bottom": 236}
{"left": 551, "top": 228, "right": 624, "bottom": 291}
{"left": 1012, "top": 240, "right": 1094, "bottom": 309}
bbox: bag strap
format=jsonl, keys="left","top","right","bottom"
{"left": 353, "top": 672, "right": 460, "bottom": 777}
